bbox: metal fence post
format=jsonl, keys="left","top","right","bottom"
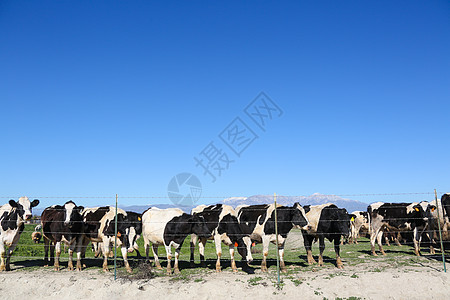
{"left": 434, "top": 189, "right": 446, "bottom": 272}
{"left": 114, "top": 194, "right": 118, "bottom": 280}
{"left": 274, "top": 193, "right": 281, "bottom": 287}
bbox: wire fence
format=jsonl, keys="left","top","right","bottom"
{"left": 1, "top": 191, "right": 449, "bottom": 277}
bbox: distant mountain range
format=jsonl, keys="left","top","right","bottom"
{"left": 31, "top": 193, "right": 369, "bottom": 216}
{"left": 222, "top": 193, "right": 369, "bottom": 213}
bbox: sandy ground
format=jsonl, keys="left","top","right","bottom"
{"left": 1, "top": 260, "right": 449, "bottom": 300}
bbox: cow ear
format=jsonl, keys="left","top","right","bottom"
{"left": 9, "top": 200, "right": 18, "bottom": 207}
{"left": 77, "top": 206, "right": 84, "bottom": 212}
{"left": 31, "top": 199, "right": 40, "bottom": 207}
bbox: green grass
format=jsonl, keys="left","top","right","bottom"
{"left": 8, "top": 226, "right": 441, "bottom": 276}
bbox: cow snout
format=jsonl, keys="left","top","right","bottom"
{"left": 302, "top": 225, "right": 312, "bottom": 231}
{"left": 247, "top": 255, "right": 253, "bottom": 264}
{"left": 24, "top": 214, "right": 32, "bottom": 221}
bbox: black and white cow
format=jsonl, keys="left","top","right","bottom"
{"left": 91, "top": 211, "right": 143, "bottom": 259}
{"left": 142, "top": 207, "right": 211, "bottom": 274}
{"left": 236, "top": 203, "right": 310, "bottom": 272}
{"left": 425, "top": 196, "right": 450, "bottom": 254}
{"left": 442, "top": 194, "right": 450, "bottom": 222}
{"left": 0, "top": 197, "right": 39, "bottom": 271}
{"left": 189, "top": 204, "right": 253, "bottom": 272}
{"left": 302, "top": 203, "right": 351, "bottom": 269}
{"left": 349, "top": 211, "right": 369, "bottom": 244}
{"left": 41, "top": 201, "right": 84, "bottom": 271}
{"left": 76, "top": 206, "right": 138, "bottom": 273}
{"left": 368, "top": 202, "right": 428, "bottom": 256}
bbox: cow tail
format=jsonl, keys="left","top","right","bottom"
{"left": 367, "top": 206, "right": 372, "bottom": 235}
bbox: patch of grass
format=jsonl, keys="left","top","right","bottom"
{"left": 291, "top": 278, "right": 303, "bottom": 286}
{"left": 248, "top": 276, "right": 264, "bottom": 286}
{"left": 350, "top": 273, "right": 359, "bottom": 278}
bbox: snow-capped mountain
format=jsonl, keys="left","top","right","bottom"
{"left": 222, "top": 193, "right": 369, "bottom": 212}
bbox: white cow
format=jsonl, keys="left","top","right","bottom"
{"left": 0, "top": 197, "right": 39, "bottom": 271}
{"left": 142, "top": 207, "right": 210, "bottom": 274}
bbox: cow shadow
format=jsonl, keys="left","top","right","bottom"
{"left": 11, "top": 258, "right": 46, "bottom": 269}
{"left": 296, "top": 254, "right": 341, "bottom": 268}
{"left": 421, "top": 253, "right": 450, "bottom": 264}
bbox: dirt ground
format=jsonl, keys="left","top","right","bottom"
{"left": 1, "top": 257, "right": 449, "bottom": 300}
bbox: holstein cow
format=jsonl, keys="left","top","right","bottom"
{"left": 91, "top": 211, "right": 143, "bottom": 259}
{"left": 41, "top": 201, "right": 84, "bottom": 271}
{"left": 302, "top": 203, "right": 351, "bottom": 269}
{"left": 368, "top": 202, "right": 428, "bottom": 256}
{"left": 349, "top": 211, "right": 369, "bottom": 244}
{"left": 77, "top": 206, "right": 138, "bottom": 273}
{"left": 236, "top": 203, "right": 310, "bottom": 272}
{"left": 31, "top": 225, "right": 42, "bottom": 244}
{"left": 442, "top": 194, "right": 450, "bottom": 223}
{"left": 0, "top": 197, "right": 39, "bottom": 271}
{"left": 425, "top": 197, "right": 450, "bottom": 254}
{"left": 142, "top": 207, "right": 211, "bottom": 275}
{"left": 189, "top": 204, "right": 253, "bottom": 272}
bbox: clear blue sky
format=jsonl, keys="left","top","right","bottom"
{"left": 1, "top": 1, "right": 449, "bottom": 208}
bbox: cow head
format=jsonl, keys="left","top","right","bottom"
{"left": 408, "top": 203, "right": 428, "bottom": 227}
{"left": 335, "top": 208, "right": 352, "bottom": 237}
{"left": 63, "top": 201, "right": 84, "bottom": 228}
{"left": 9, "top": 197, "right": 39, "bottom": 221}
{"left": 123, "top": 212, "right": 142, "bottom": 253}
{"left": 293, "top": 203, "right": 311, "bottom": 230}
{"left": 189, "top": 214, "right": 211, "bottom": 239}
{"left": 217, "top": 214, "right": 253, "bottom": 263}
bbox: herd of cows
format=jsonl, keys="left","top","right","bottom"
{"left": 0, "top": 194, "right": 449, "bottom": 275}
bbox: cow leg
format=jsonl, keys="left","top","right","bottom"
{"left": 213, "top": 234, "right": 223, "bottom": 272}
{"left": 143, "top": 236, "right": 150, "bottom": 263}
{"left": 395, "top": 233, "right": 402, "bottom": 246}
{"left": 4, "top": 233, "right": 21, "bottom": 271}
{"left": 54, "top": 241, "right": 61, "bottom": 271}
{"left": 121, "top": 246, "right": 132, "bottom": 273}
{"left": 189, "top": 234, "right": 197, "bottom": 267}
{"left": 43, "top": 236, "right": 50, "bottom": 266}
{"left": 151, "top": 244, "right": 162, "bottom": 270}
{"left": 164, "top": 245, "right": 173, "bottom": 275}
{"left": 0, "top": 243, "right": 6, "bottom": 272}
{"left": 413, "top": 228, "right": 422, "bottom": 256}
{"left": 229, "top": 244, "right": 238, "bottom": 272}
{"left": 93, "top": 242, "right": 101, "bottom": 258}
{"left": 278, "top": 241, "right": 287, "bottom": 273}
{"left": 102, "top": 237, "right": 110, "bottom": 272}
{"left": 68, "top": 241, "right": 76, "bottom": 271}
{"left": 318, "top": 236, "right": 325, "bottom": 267}
{"left": 384, "top": 235, "right": 391, "bottom": 246}
{"left": 199, "top": 238, "right": 207, "bottom": 268}
{"left": 133, "top": 242, "right": 142, "bottom": 259}
{"left": 173, "top": 247, "right": 181, "bottom": 275}
{"left": 370, "top": 226, "right": 381, "bottom": 256}
{"left": 49, "top": 242, "right": 55, "bottom": 266}
{"left": 260, "top": 235, "right": 270, "bottom": 272}
{"left": 430, "top": 245, "right": 436, "bottom": 255}
{"left": 76, "top": 235, "right": 88, "bottom": 271}
{"left": 303, "top": 233, "right": 316, "bottom": 264}
{"left": 334, "top": 236, "right": 344, "bottom": 269}
{"left": 377, "top": 230, "right": 386, "bottom": 255}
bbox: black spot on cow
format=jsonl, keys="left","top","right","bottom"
{"left": 302, "top": 204, "right": 351, "bottom": 269}
{"left": 263, "top": 206, "right": 309, "bottom": 238}
{"left": 237, "top": 205, "right": 269, "bottom": 235}
{"left": 163, "top": 213, "right": 210, "bottom": 246}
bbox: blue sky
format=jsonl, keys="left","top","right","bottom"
{"left": 1, "top": 1, "right": 449, "bottom": 208}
